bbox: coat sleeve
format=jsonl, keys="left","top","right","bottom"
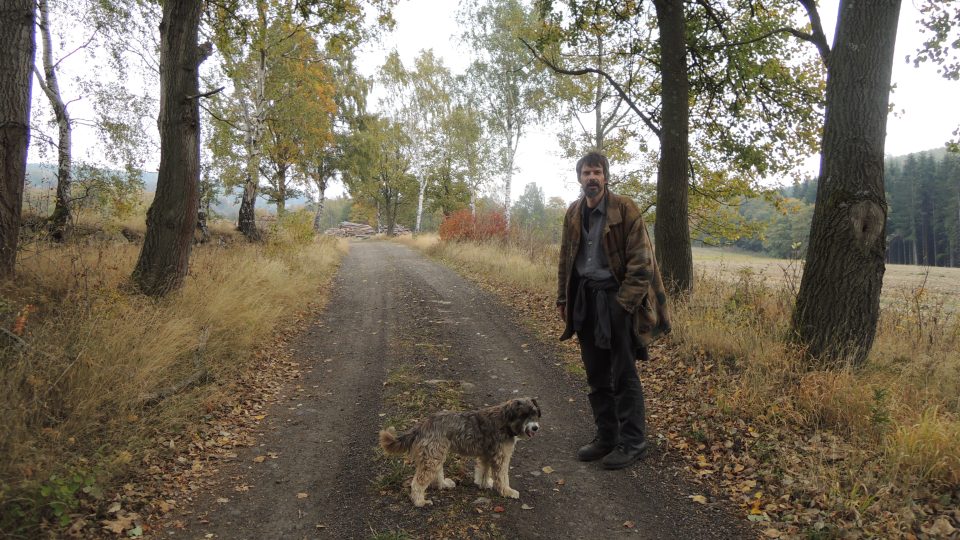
{"left": 557, "top": 208, "right": 571, "bottom": 306}
{"left": 615, "top": 203, "right": 654, "bottom": 313}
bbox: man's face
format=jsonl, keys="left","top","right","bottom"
{"left": 579, "top": 164, "right": 606, "bottom": 198}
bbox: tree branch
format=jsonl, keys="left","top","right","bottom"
{"left": 520, "top": 38, "right": 661, "bottom": 138}
{"left": 52, "top": 27, "right": 101, "bottom": 72}
{"left": 797, "top": 0, "right": 830, "bottom": 65}
{"left": 187, "top": 86, "right": 225, "bottom": 100}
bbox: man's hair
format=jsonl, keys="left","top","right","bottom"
{"left": 576, "top": 151, "right": 609, "bottom": 181}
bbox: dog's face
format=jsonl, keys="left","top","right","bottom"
{"left": 505, "top": 397, "right": 541, "bottom": 438}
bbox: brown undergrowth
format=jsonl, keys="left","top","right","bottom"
{"left": 0, "top": 215, "right": 345, "bottom": 537}
{"left": 398, "top": 233, "right": 960, "bottom": 539}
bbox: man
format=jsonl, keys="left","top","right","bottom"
{"left": 556, "top": 151, "right": 671, "bottom": 469}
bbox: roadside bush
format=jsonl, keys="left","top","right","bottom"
{"left": 438, "top": 209, "right": 507, "bottom": 242}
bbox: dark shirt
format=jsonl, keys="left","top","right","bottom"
{"left": 575, "top": 195, "right": 613, "bottom": 281}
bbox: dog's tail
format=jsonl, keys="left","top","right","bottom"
{"left": 379, "top": 426, "right": 416, "bottom": 455}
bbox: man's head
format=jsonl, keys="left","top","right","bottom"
{"left": 576, "top": 151, "right": 609, "bottom": 199}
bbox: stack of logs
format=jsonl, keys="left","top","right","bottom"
{"left": 324, "top": 222, "right": 412, "bottom": 238}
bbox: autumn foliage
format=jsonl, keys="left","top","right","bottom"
{"left": 438, "top": 209, "right": 507, "bottom": 242}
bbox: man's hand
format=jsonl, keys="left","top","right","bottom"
{"left": 556, "top": 303, "right": 566, "bottom": 321}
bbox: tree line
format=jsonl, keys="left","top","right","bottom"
{"left": 731, "top": 149, "right": 960, "bottom": 268}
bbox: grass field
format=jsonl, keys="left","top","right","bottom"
{"left": 693, "top": 246, "right": 960, "bottom": 310}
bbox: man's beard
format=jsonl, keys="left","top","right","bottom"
{"left": 583, "top": 182, "right": 602, "bottom": 198}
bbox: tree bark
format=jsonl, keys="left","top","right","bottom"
{"left": 0, "top": 3, "right": 36, "bottom": 278}
{"left": 236, "top": 14, "right": 268, "bottom": 241}
{"left": 35, "top": 0, "right": 72, "bottom": 241}
{"left": 793, "top": 0, "right": 901, "bottom": 366}
{"left": 653, "top": 0, "right": 693, "bottom": 294}
{"left": 415, "top": 176, "right": 426, "bottom": 233}
{"left": 131, "top": 0, "right": 204, "bottom": 296}
{"left": 312, "top": 170, "right": 327, "bottom": 233}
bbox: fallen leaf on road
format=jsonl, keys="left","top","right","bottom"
{"left": 556, "top": 479, "right": 565, "bottom": 486}
{"left": 521, "top": 504, "right": 533, "bottom": 510}
{"left": 763, "top": 528, "right": 781, "bottom": 538}
{"left": 216, "top": 497, "right": 229, "bottom": 504}
{"left": 689, "top": 495, "right": 708, "bottom": 504}
{"left": 541, "top": 466, "right": 554, "bottom": 474}
{"left": 623, "top": 521, "right": 635, "bottom": 529}
{"left": 493, "top": 506, "right": 505, "bottom": 513}
{"left": 101, "top": 512, "right": 138, "bottom": 534}
{"left": 297, "top": 492, "right": 308, "bottom": 499}
{"left": 252, "top": 456, "right": 265, "bottom": 463}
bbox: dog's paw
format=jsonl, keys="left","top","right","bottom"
{"left": 412, "top": 497, "right": 434, "bottom": 507}
{"left": 474, "top": 477, "right": 493, "bottom": 489}
{"left": 440, "top": 478, "right": 456, "bottom": 489}
{"left": 500, "top": 488, "right": 520, "bottom": 499}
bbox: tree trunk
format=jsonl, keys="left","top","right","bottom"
{"left": 131, "top": 0, "right": 204, "bottom": 296}
{"left": 236, "top": 33, "right": 267, "bottom": 241}
{"left": 237, "top": 179, "right": 259, "bottom": 240}
{"left": 275, "top": 167, "right": 287, "bottom": 215}
{"left": 793, "top": 0, "right": 901, "bottom": 366}
{"left": 415, "top": 177, "right": 426, "bottom": 233}
{"left": 0, "top": 3, "right": 36, "bottom": 278}
{"left": 312, "top": 172, "right": 327, "bottom": 233}
{"left": 594, "top": 34, "right": 603, "bottom": 150}
{"left": 653, "top": 0, "right": 693, "bottom": 294}
{"left": 35, "top": 0, "right": 73, "bottom": 241}
{"left": 503, "top": 120, "right": 515, "bottom": 228}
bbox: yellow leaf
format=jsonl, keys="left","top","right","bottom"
{"left": 252, "top": 455, "right": 266, "bottom": 463}
{"left": 689, "top": 495, "right": 708, "bottom": 504}
{"left": 541, "top": 466, "right": 554, "bottom": 474}
{"left": 763, "top": 528, "right": 781, "bottom": 538}
{"left": 297, "top": 492, "right": 308, "bottom": 499}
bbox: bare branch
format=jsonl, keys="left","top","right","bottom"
{"left": 187, "top": 86, "right": 225, "bottom": 100}
{"left": 52, "top": 27, "right": 101, "bottom": 72}
{"left": 520, "top": 38, "right": 661, "bottom": 138}
{"left": 200, "top": 101, "right": 241, "bottom": 130}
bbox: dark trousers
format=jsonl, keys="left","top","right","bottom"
{"left": 575, "top": 288, "right": 646, "bottom": 449}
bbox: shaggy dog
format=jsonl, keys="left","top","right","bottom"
{"left": 379, "top": 397, "right": 541, "bottom": 507}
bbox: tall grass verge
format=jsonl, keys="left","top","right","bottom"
{"left": 0, "top": 219, "right": 345, "bottom": 534}
{"left": 400, "top": 233, "right": 960, "bottom": 535}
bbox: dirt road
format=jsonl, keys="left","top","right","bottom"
{"left": 163, "top": 241, "right": 755, "bottom": 539}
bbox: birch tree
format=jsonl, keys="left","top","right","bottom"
{"left": 462, "top": 0, "right": 550, "bottom": 228}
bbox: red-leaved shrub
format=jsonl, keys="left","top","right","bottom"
{"left": 438, "top": 209, "right": 507, "bottom": 242}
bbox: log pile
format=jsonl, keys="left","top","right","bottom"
{"left": 324, "top": 221, "right": 411, "bottom": 238}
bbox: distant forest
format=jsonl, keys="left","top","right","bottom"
{"left": 734, "top": 148, "right": 960, "bottom": 268}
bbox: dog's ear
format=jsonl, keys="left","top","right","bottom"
{"left": 504, "top": 399, "right": 524, "bottom": 422}
{"left": 531, "top": 397, "right": 541, "bottom": 417}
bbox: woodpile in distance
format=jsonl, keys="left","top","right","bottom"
{"left": 324, "top": 221, "right": 411, "bottom": 239}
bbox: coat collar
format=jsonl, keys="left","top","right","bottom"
{"left": 576, "top": 190, "right": 622, "bottom": 228}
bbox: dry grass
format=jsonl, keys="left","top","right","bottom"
{"left": 402, "top": 234, "right": 960, "bottom": 534}
{"left": 396, "top": 233, "right": 556, "bottom": 296}
{"left": 0, "top": 224, "right": 345, "bottom": 531}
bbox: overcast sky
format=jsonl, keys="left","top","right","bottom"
{"left": 27, "top": 1, "right": 959, "bottom": 205}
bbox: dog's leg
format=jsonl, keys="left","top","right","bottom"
{"left": 474, "top": 458, "right": 493, "bottom": 489}
{"left": 491, "top": 440, "right": 519, "bottom": 499}
{"left": 410, "top": 464, "right": 435, "bottom": 507}
{"left": 433, "top": 466, "right": 456, "bottom": 490}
